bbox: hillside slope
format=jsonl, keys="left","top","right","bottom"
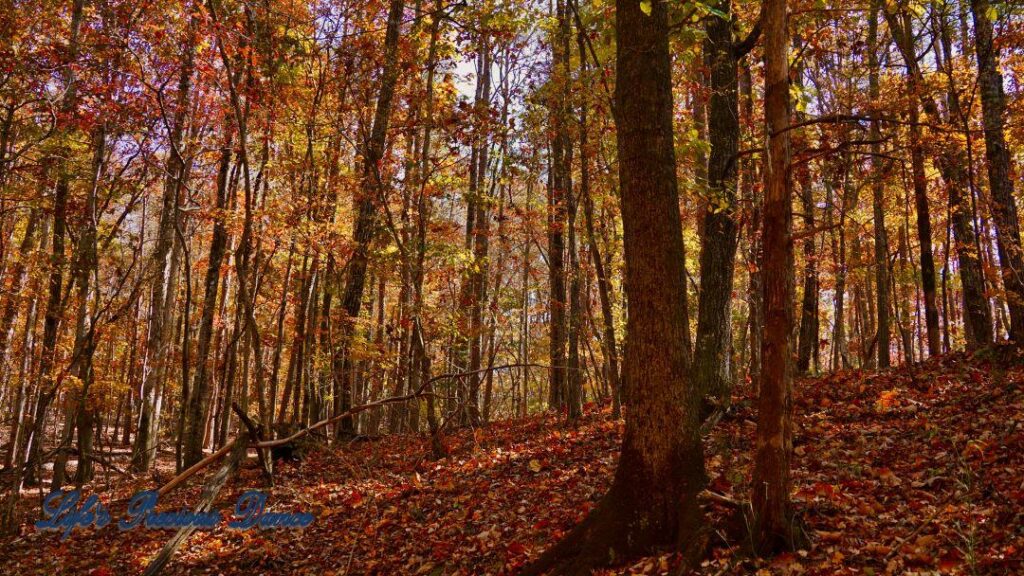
{"left": 2, "top": 348, "right": 1023, "bottom": 575}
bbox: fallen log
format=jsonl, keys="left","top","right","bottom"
{"left": 144, "top": 437, "right": 247, "bottom": 576}
{"left": 154, "top": 363, "right": 548, "bottom": 499}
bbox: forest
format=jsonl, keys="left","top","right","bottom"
{"left": 0, "top": 0, "right": 1023, "bottom": 572}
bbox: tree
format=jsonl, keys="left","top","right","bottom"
{"left": 969, "top": 0, "right": 1024, "bottom": 344}
{"left": 693, "top": 0, "right": 761, "bottom": 407}
{"left": 523, "top": 0, "right": 706, "bottom": 571}
{"left": 752, "top": 0, "right": 799, "bottom": 552}
{"left": 335, "top": 0, "right": 406, "bottom": 436}
{"left": 868, "top": 0, "right": 890, "bottom": 367}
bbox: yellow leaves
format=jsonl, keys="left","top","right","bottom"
{"left": 527, "top": 459, "right": 542, "bottom": 472}
{"left": 875, "top": 389, "right": 900, "bottom": 412}
{"left": 640, "top": 0, "right": 652, "bottom": 15}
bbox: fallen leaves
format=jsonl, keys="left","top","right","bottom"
{"left": 2, "top": 347, "right": 1023, "bottom": 575}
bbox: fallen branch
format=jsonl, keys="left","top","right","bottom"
{"left": 144, "top": 438, "right": 247, "bottom": 576}
{"left": 155, "top": 363, "right": 547, "bottom": 498}
{"left": 700, "top": 489, "right": 744, "bottom": 508}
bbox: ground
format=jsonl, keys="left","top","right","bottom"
{"left": 1, "top": 347, "right": 1023, "bottom": 575}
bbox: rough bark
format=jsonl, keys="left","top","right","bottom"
{"left": 522, "top": 0, "right": 706, "bottom": 572}
{"left": 693, "top": 0, "right": 739, "bottom": 407}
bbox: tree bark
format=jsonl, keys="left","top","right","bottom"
{"left": 969, "top": 0, "right": 1024, "bottom": 343}
{"left": 693, "top": 0, "right": 740, "bottom": 407}
{"left": 523, "top": 0, "right": 706, "bottom": 572}
{"left": 753, "top": 0, "right": 799, "bottom": 552}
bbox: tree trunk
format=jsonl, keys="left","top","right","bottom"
{"left": 907, "top": 91, "right": 941, "bottom": 356}
{"left": 523, "top": 0, "right": 706, "bottom": 572}
{"left": 183, "top": 132, "right": 233, "bottom": 467}
{"left": 753, "top": 0, "right": 799, "bottom": 552}
{"left": 868, "top": 1, "right": 890, "bottom": 367}
{"left": 547, "top": 0, "right": 571, "bottom": 411}
{"left": 23, "top": 0, "right": 85, "bottom": 487}
{"left": 970, "top": 0, "right": 1024, "bottom": 343}
{"left": 886, "top": 7, "right": 992, "bottom": 349}
{"left": 133, "top": 27, "right": 195, "bottom": 472}
{"left": 573, "top": 4, "right": 620, "bottom": 417}
{"left": 335, "top": 0, "right": 405, "bottom": 436}
{"left": 693, "top": 0, "right": 740, "bottom": 407}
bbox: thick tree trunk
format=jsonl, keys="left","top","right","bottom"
{"left": 523, "top": 0, "right": 706, "bottom": 572}
{"left": 970, "top": 0, "right": 1024, "bottom": 343}
{"left": 753, "top": 0, "right": 799, "bottom": 552}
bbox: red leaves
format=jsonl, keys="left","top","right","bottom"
{"left": 5, "top": 349, "right": 1024, "bottom": 574}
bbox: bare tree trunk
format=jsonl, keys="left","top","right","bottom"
{"left": 693, "top": 0, "right": 743, "bottom": 407}
{"left": 547, "top": 0, "right": 570, "bottom": 412}
{"left": 907, "top": 92, "right": 941, "bottom": 356}
{"left": 753, "top": 0, "right": 799, "bottom": 552}
{"left": 868, "top": 2, "right": 890, "bottom": 366}
{"left": 572, "top": 3, "right": 620, "bottom": 417}
{"left": 133, "top": 24, "right": 196, "bottom": 472}
{"left": 467, "top": 37, "right": 492, "bottom": 425}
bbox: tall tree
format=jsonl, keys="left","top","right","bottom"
{"left": 753, "top": 0, "right": 799, "bottom": 551}
{"left": 547, "top": 0, "right": 571, "bottom": 411}
{"left": 885, "top": 5, "right": 992, "bottom": 349}
{"left": 693, "top": 0, "right": 761, "bottom": 408}
{"left": 182, "top": 130, "right": 233, "bottom": 468}
{"left": 969, "top": 0, "right": 1024, "bottom": 344}
{"left": 523, "top": 0, "right": 706, "bottom": 571}
{"left": 868, "top": 1, "right": 890, "bottom": 367}
{"left": 334, "top": 0, "right": 406, "bottom": 436}
{"left": 132, "top": 16, "right": 196, "bottom": 472}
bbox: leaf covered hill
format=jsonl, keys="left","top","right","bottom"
{"left": 2, "top": 347, "right": 1023, "bottom": 576}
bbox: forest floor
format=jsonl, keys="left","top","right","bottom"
{"left": 2, "top": 347, "right": 1023, "bottom": 575}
